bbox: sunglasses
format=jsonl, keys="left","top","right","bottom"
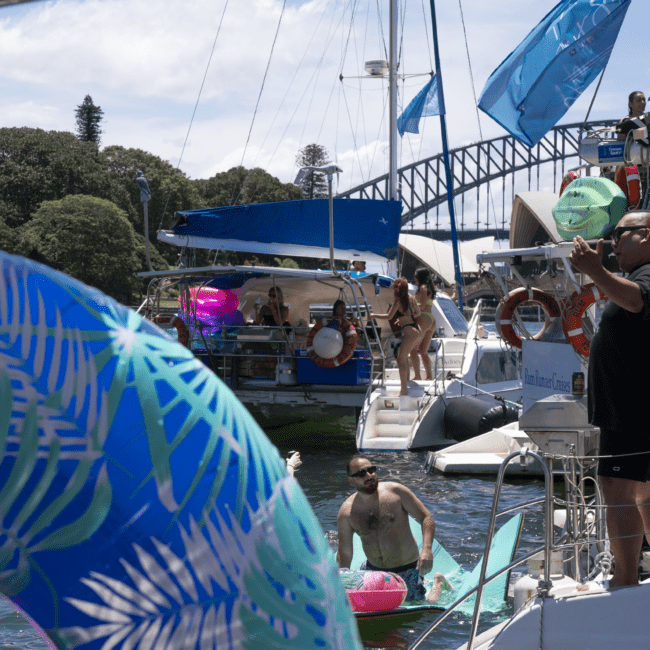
{"left": 349, "top": 465, "right": 377, "bottom": 478}
{"left": 268, "top": 293, "right": 276, "bottom": 298}
{"left": 612, "top": 226, "right": 647, "bottom": 244}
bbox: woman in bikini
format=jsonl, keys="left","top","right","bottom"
{"left": 371, "top": 277, "right": 421, "bottom": 396}
{"left": 410, "top": 268, "right": 436, "bottom": 381}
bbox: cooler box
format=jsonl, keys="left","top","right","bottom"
{"left": 295, "top": 349, "right": 371, "bottom": 385}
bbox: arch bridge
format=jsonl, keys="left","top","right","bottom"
{"left": 337, "top": 119, "right": 617, "bottom": 230}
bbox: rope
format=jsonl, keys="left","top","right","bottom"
{"left": 456, "top": 0, "right": 504, "bottom": 243}
{"left": 232, "top": 0, "right": 287, "bottom": 206}
{"left": 157, "top": 0, "right": 230, "bottom": 231}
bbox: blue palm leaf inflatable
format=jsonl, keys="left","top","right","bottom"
{"left": 0, "top": 252, "right": 361, "bottom": 650}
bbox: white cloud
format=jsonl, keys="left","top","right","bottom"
{"left": 0, "top": 0, "right": 647, "bottom": 200}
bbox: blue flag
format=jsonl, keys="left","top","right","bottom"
{"left": 398, "top": 73, "right": 444, "bottom": 136}
{"left": 478, "top": 0, "right": 631, "bottom": 147}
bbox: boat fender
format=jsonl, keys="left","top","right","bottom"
{"left": 562, "top": 283, "right": 608, "bottom": 357}
{"left": 307, "top": 318, "right": 357, "bottom": 368}
{"left": 615, "top": 165, "right": 642, "bottom": 210}
{"left": 495, "top": 288, "right": 561, "bottom": 349}
{"left": 444, "top": 395, "right": 520, "bottom": 443}
{"left": 153, "top": 313, "right": 190, "bottom": 347}
{"left": 338, "top": 570, "right": 407, "bottom": 612}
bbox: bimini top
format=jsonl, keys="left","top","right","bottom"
{"left": 158, "top": 198, "right": 403, "bottom": 263}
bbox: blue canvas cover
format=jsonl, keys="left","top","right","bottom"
{"left": 478, "top": 0, "right": 631, "bottom": 147}
{"left": 168, "top": 198, "right": 403, "bottom": 261}
{"left": 397, "top": 73, "right": 443, "bottom": 136}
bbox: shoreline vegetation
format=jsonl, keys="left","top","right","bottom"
{"left": 0, "top": 126, "right": 337, "bottom": 303}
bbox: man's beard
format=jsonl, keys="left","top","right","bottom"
{"left": 358, "top": 480, "right": 378, "bottom": 495}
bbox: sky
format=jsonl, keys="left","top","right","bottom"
{"left": 0, "top": 0, "right": 647, "bottom": 231}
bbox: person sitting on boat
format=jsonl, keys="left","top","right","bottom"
{"left": 569, "top": 212, "right": 650, "bottom": 588}
{"left": 332, "top": 299, "right": 362, "bottom": 330}
{"left": 411, "top": 268, "right": 436, "bottom": 381}
{"left": 254, "top": 286, "right": 291, "bottom": 329}
{"left": 336, "top": 454, "right": 435, "bottom": 602}
{"left": 614, "top": 91, "right": 649, "bottom": 192}
{"left": 351, "top": 260, "right": 366, "bottom": 272}
{"left": 370, "top": 277, "right": 422, "bottom": 396}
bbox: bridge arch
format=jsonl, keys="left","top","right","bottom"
{"left": 336, "top": 119, "right": 617, "bottom": 229}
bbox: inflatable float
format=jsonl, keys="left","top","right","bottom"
{"left": 349, "top": 514, "right": 523, "bottom": 620}
{"left": 0, "top": 252, "right": 361, "bottom": 650}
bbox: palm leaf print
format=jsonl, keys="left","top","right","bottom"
{"left": 55, "top": 478, "right": 360, "bottom": 650}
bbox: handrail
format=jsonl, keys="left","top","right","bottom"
{"left": 408, "top": 449, "right": 553, "bottom": 650}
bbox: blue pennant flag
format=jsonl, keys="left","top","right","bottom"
{"left": 478, "top": 0, "right": 631, "bottom": 147}
{"left": 398, "top": 73, "right": 444, "bottom": 137}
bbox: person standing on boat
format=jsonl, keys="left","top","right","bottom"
{"left": 614, "top": 91, "right": 648, "bottom": 192}
{"left": 254, "top": 286, "right": 290, "bottom": 328}
{"left": 570, "top": 212, "right": 650, "bottom": 587}
{"left": 336, "top": 454, "right": 435, "bottom": 601}
{"left": 411, "top": 269, "right": 436, "bottom": 381}
{"left": 371, "top": 277, "right": 422, "bottom": 396}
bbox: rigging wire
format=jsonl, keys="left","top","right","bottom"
{"left": 252, "top": 0, "right": 337, "bottom": 172}
{"left": 232, "top": 0, "right": 287, "bottom": 205}
{"left": 157, "top": 0, "right": 229, "bottom": 231}
{"left": 456, "top": 0, "right": 503, "bottom": 245}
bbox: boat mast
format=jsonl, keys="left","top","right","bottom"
{"left": 429, "top": 0, "right": 464, "bottom": 311}
{"left": 389, "top": 0, "right": 398, "bottom": 202}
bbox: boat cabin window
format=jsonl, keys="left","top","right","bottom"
{"left": 475, "top": 351, "right": 519, "bottom": 385}
{"left": 437, "top": 299, "right": 468, "bottom": 334}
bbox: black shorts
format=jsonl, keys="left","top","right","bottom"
{"left": 597, "top": 427, "right": 650, "bottom": 482}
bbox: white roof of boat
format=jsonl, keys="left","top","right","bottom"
{"left": 399, "top": 233, "right": 494, "bottom": 284}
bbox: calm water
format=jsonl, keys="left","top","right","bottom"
{"left": 0, "top": 416, "right": 546, "bottom": 650}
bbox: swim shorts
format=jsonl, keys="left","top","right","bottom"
{"left": 597, "top": 427, "right": 650, "bottom": 482}
{"left": 360, "top": 559, "right": 426, "bottom": 601}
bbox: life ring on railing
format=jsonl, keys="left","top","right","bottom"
{"left": 306, "top": 318, "right": 357, "bottom": 368}
{"left": 495, "top": 288, "right": 561, "bottom": 349}
{"left": 559, "top": 170, "right": 580, "bottom": 197}
{"left": 153, "top": 313, "right": 190, "bottom": 347}
{"left": 561, "top": 283, "right": 608, "bottom": 356}
{"left": 615, "top": 165, "right": 642, "bottom": 210}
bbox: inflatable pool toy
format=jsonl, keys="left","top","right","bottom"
{"left": 351, "top": 514, "right": 523, "bottom": 619}
{"left": 552, "top": 176, "right": 626, "bottom": 241}
{"left": 0, "top": 252, "right": 361, "bottom": 650}
{"left": 339, "top": 570, "right": 407, "bottom": 612}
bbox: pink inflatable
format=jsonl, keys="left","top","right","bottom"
{"left": 179, "top": 286, "right": 240, "bottom": 331}
{"left": 339, "top": 570, "right": 408, "bottom": 612}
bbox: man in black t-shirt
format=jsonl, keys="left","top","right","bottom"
{"left": 570, "top": 212, "right": 650, "bottom": 587}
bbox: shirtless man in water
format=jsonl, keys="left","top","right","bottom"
{"left": 336, "top": 454, "right": 435, "bottom": 601}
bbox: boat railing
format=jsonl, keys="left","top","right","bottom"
{"left": 410, "top": 449, "right": 553, "bottom": 650}
{"left": 410, "top": 444, "right": 606, "bottom": 650}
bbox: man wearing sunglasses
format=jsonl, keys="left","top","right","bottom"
{"left": 336, "top": 454, "right": 435, "bottom": 601}
{"left": 570, "top": 212, "right": 650, "bottom": 587}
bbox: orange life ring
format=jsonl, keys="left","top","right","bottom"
{"left": 559, "top": 170, "right": 580, "bottom": 197}
{"left": 495, "top": 288, "right": 561, "bottom": 349}
{"left": 153, "top": 314, "right": 190, "bottom": 348}
{"left": 615, "top": 165, "right": 642, "bottom": 210}
{"left": 561, "top": 283, "right": 608, "bottom": 357}
{"left": 306, "top": 318, "right": 357, "bottom": 368}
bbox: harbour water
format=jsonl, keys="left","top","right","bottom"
{"left": 0, "top": 414, "right": 546, "bottom": 650}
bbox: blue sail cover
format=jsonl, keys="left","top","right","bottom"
{"left": 165, "top": 198, "right": 403, "bottom": 261}
{"left": 478, "top": 0, "right": 631, "bottom": 147}
{"left": 397, "top": 73, "right": 443, "bottom": 136}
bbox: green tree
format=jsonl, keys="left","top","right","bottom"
{"left": 0, "top": 209, "right": 18, "bottom": 254}
{"left": 0, "top": 127, "right": 115, "bottom": 228}
{"left": 17, "top": 195, "right": 139, "bottom": 301}
{"left": 102, "top": 145, "right": 206, "bottom": 266}
{"left": 195, "top": 166, "right": 302, "bottom": 207}
{"left": 295, "top": 143, "right": 331, "bottom": 199}
{"left": 75, "top": 95, "right": 104, "bottom": 146}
